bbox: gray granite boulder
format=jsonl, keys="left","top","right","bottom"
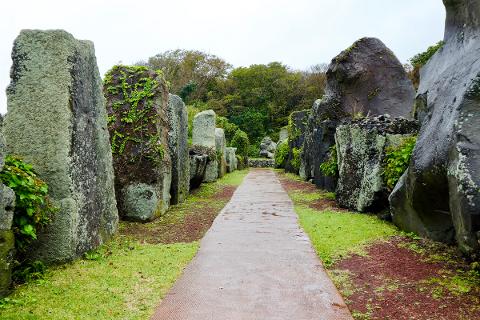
{"left": 189, "top": 145, "right": 214, "bottom": 189}
{"left": 215, "top": 128, "right": 227, "bottom": 178}
{"left": 286, "top": 110, "right": 309, "bottom": 175}
{"left": 278, "top": 127, "right": 289, "bottom": 145}
{"left": 225, "top": 147, "right": 238, "bottom": 173}
{"left": 259, "top": 137, "right": 277, "bottom": 159}
{"left": 167, "top": 94, "right": 189, "bottom": 205}
{"left": 302, "top": 37, "right": 415, "bottom": 191}
{"left": 0, "top": 117, "right": 15, "bottom": 298}
{"left": 4, "top": 30, "right": 118, "bottom": 264}
{"left": 390, "top": 0, "right": 480, "bottom": 257}
{"left": 336, "top": 116, "right": 418, "bottom": 213}
{"left": 104, "top": 65, "right": 171, "bottom": 222}
{"left": 192, "top": 110, "right": 218, "bottom": 182}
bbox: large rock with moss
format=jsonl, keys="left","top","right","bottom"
{"left": 286, "top": 110, "right": 309, "bottom": 174}
{"left": 104, "top": 65, "right": 171, "bottom": 222}
{"left": 390, "top": 0, "right": 480, "bottom": 257}
{"left": 189, "top": 145, "right": 214, "bottom": 189}
{"left": 0, "top": 117, "right": 15, "bottom": 298}
{"left": 302, "top": 38, "right": 415, "bottom": 191}
{"left": 336, "top": 116, "right": 418, "bottom": 213}
{"left": 4, "top": 30, "right": 118, "bottom": 264}
{"left": 167, "top": 94, "right": 189, "bottom": 205}
{"left": 215, "top": 128, "right": 227, "bottom": 178}
{"left": 192, "top": 110, "right": 218, "bottom": 182}
{"left": 225, "top": 147, "right": 237, "bottom": 173}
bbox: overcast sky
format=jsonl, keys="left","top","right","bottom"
{"left": 0, "top": 0, "right": 445, "bottom": 114}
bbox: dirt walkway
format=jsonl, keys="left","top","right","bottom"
{"left": 151, "top": 169, "right": 352, "bottom": 320}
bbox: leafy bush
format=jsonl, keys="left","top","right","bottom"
{"left": 383, "top": 136, "right": 417, "bottom": 191}
{"left": 0, "top": 155, "right": 57, "bottom": 252}
{"left": 291, "top": 147, "right": 302, "bottom": 171}
{"left": 248, "top": 144, "right": 260, "bottom": 158}
{"left": 216, "top": 116, "right": 239, "bottom": 144}
{"left": 319, "top": 145, "right": 338, "bottom": 177}
{"left": 275, "top": 141, "right": 289, "bottom": 168}
{"left": 231, "top": 129, "right": 250, "bottom": 157}
{"left": 409, "top": 41, "right": 444, "bottom": 69}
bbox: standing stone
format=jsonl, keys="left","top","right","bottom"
{"left": 215, "top": 128, "right": 227, "bottom": 178}
{"left": 192, "top": 110, "right": 218, "bottom": 182}
{"left": 104, "top": 65, "right": 171, "bottom": 222}
{"left": 225, "top": 147, "right": 238, "bottom": 173}
{"left": 167, "top": 94, "right": 189, "bottom": 205}
{"left": 189, "top": 146, "right": 213, "bottom": 189}
{"left": 286, "top": 110, "right": 310, "bottom": 175}
{"left": 390, "top": 0, "right": 480, "bottom": 257}
{"left": 0, "top": 116, "right": 15, "bottom": 298}
{"left": 302, "top": 37, "right": 415, "bottom": 191}
{"left": 278, "top": 127, "right": 289, "bottom": 144}
{"left": 259, "top": 137, "right": 277, "bottom": 159}
{"left": 336, "top": 116, "right": 418, "bottom": 213}
{"left": 4, "top": 30, "right": 118, "bottom": 263}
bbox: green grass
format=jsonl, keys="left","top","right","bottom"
{"left": 0, "top": 238, "right": 198, "bottom": 319}
{"left": 296, "top": 206, "right": 398, "bottom": 266}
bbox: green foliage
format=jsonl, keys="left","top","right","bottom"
{"left": 248, "top": 144, "right": 260, "bottom": 158}
{"left": 229, "top": 108, "right": 267, "bottom": 143}
{"left": 12, "top": 261, "right": 47, "bottom": 283}
{"left": 383, "top": 137, "right": 417, "bottom": 191}
{"left": 231, "top": 129, "right": 250, "bottom": 157}
{"left": 291, "top": 147, "right": 302, "bottom": 171}
{"left": 274, "top": 141, "right": 289, "bottom": 168}
{"left": 104, "top": 65, "right": 166, "bottom": 164}
{"left": 216, "top": 116, "right": 239, "bottom": 144}
{"left": 409, "top": 41, "right": 444, "bottom": 69}
{"left": 319, "top": 145, "right": 338, "bottom": 177}
{"left": 0, "top": 156, "right": 57, "bottom": 252}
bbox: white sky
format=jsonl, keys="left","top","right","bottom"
{"left": 0, "top": 0, "right": 445, "bottom": 114}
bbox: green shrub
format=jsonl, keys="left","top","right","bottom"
{"left": 291, "top": 147, "right": 302, "bottom": 171}
{"left": 231, "top": 129, "right": 250, "bottom": 157}
{"left": 216, "top": 116, "right": 239, "bottom": 144}
{"left": 319, "top": 145, "right": 338, "bottom": 177}
{"left": 275, "top": 141, "right": 289, "bottom": 168}
{"left": 0, "top": 155, "right": 57, "bottom": 252}
{"left": 382, "top": 136, "right": 417, "bottom": 191}
{"left": 409, "top": 41, "right": 444, "bottom": 69}
{"left": 248, "top": 144, "right": 260, "bottom": 158}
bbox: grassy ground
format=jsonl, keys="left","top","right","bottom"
{"left": 0, "top": 170, "right": 248, "bottom": 320}
{"left": 277, "top": 170, "right": 480, "bottom": 320}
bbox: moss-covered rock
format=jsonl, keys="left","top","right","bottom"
{"left": 167, "top": 94, "right": 189, "bottom": 205}
{"left": 104, "top": 65, "right": 171, "bottom": 222}
{"left": 5, "top": 30, "right": 118, "bottom": 264}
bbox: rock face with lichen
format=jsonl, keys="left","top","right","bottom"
{"left": 189, "top": 145, "right": 214, "bottom": 189}
{"left": 0, "top": 116, "right": 15, "bottom": 298}
{"left": 302, "top": 38, "right": 415, "bottom": 191}
{"left": 336, "top": 116, "right": 418, "bottom": 213}
{"left": 286, "top": 110, "right": 309, "bottom": 174}
{"left": 104, "top": 65, "right": 171, "bottom": 222}
{"left": 215, "top": 128, "right": 227, "bottom": 178}
{"left": 192, "top": 110, "right": 218, "bottom": 182}
{"left": 225, "top": 147, "right": 238, "bottom": 173}
{"left": 4, "top": 30, "right": 118, "bottom": 264}
{"left": 259, "top": 137, "right": 277, "bottom": 159}
{"left": 167, "top": 94, "right": 189, "bottom": 205}
{"left": 390, "top": 0, "right": 480, "bottom": 257}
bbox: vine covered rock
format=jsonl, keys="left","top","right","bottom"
{"left": 390, "top": 0, "right": 480, "bottom": 257}
{"left": 4, "top": 30, "right": 118, "bottom": 263}
{"left": 286, "top": 110, "right": 309, "bottom": 174}
{"left": 302, "top": 38, "right": 415, "bottom": 191}
{"left": 167, "top": 94, "right": 189, "bottom": 205}
{"left": 336, "top": 116, "right": 418, "bottom": 213}
{"left": 215, "top": 128, "right": 227, "bottom": 178}
{"left": 104, "top": 65, "right": 171, "bottom": 222}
